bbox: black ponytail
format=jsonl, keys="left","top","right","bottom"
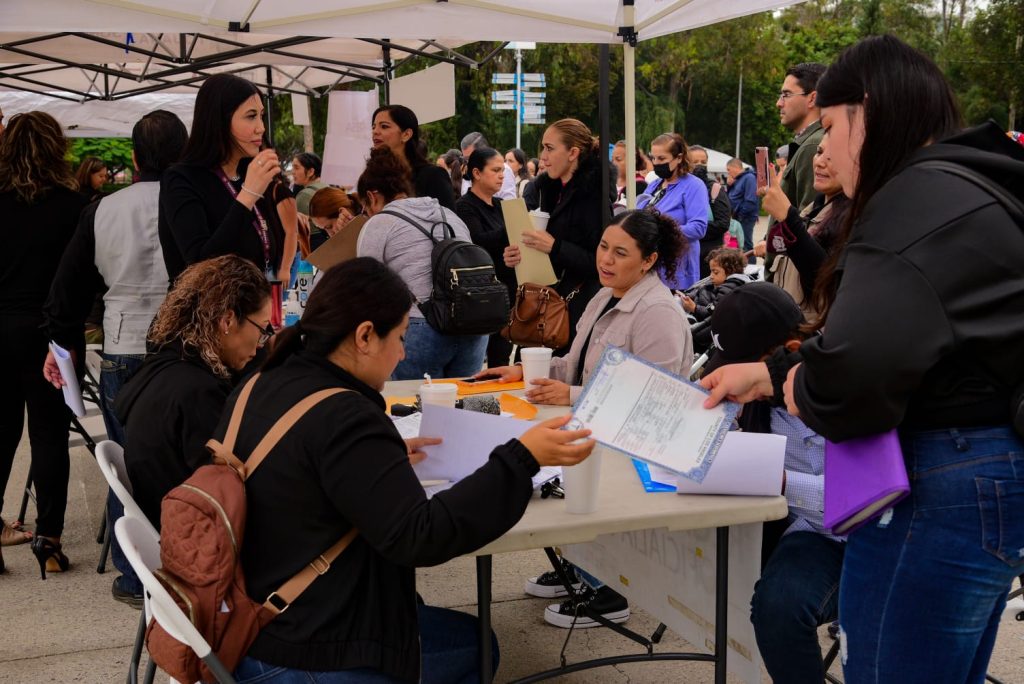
{"left": 610, "top": 208, "right": 687, "bottom": 284}
{"left": 262, "top": 258, "right": 415, "bottom": 371}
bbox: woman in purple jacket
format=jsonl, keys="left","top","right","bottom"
{"left": 636, "top": 133, "right": 709, "bottom": 290}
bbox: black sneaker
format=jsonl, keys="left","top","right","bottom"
{"left": 524, "top": 558, "right": 581, "bottom": 598}
{"left": 111, "top": 575, "right": 144, "bottom": 610}
{"left": 544, "top": 585, "right": 630, "bottom": 629}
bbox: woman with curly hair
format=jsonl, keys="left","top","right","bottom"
{"left": 113, "top": 255, "right": 272, "bottom": 528}
{"left": 0, "top": 111, "right": 85, "bottom": 576}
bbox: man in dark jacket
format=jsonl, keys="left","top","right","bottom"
{"left": 690, "top": 153, "right": 733, "bottom": 278}
{"left": 726, "top": 159, "right": 759, "bottom": 261}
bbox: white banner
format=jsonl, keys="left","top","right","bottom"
{"left": 321, "top": 89, "right": 378, "bottom": 189}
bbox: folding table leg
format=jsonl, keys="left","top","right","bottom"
{"left": 715, "top": 527, "right": 729, "bottom": 684}
{"left": 477, "top": 555, "right": 493, "bottom": 684}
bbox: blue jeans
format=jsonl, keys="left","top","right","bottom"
{"left": 393, "top": 317, "right": 487, "bottom": 381}
{"left": 233, "top": 605, "right": 498, "bottom": 683}
{"left": 839, "top": 425, "right": 1024, "bottom": 683}
{"left": 750, "top": 531, "right": 844, "bottom": 682}
{"left": 99, "top": 353, "right": 145, "bottom": 593}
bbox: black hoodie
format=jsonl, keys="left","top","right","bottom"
{"left": 114, "top": 343, "right": 232, "bottom": 527}
{"left": 792, "top": 122, "right": 1024, "bottom": 441}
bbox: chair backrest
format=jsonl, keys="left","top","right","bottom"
{"left": 97, "top": 440, "right": 158, "bottom": 539}
{"left": 115, "top": 516, "right": 214, "bottom": 660}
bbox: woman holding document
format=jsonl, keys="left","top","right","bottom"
{"left": 479, "top": 208, "right": 692, "bottom": 627}
{"left": 503, "top": 118, "right": 609, "bottom": 353}
{"left": 701, "top": 36, "right": 1024, "bottom": 682}
{"left": 219, "top": 257, "right": 594, "bottom": 683}
{"left": 0, "top": 112, "right": 86, "bottom": 576}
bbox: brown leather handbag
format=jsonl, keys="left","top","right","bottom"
{"left": 501, "top": 283, "right": 579, "bottom": 349}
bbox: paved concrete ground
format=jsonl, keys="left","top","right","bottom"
{"left": 2, "top": 417, "right": 1023, "bottom": 683}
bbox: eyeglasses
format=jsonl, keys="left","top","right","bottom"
{"left": 778, "top": 90, "right": 809, "bottom": 100}
{"left": 245, "top": 317, "right": 275, "bottom": 347}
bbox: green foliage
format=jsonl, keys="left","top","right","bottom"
{"left": 68, "top": 137, "right": 134, "bottom": 174}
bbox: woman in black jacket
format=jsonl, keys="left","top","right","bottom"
{"left": 226, "top": 258, "right": 595, "bottom": 684}
{"left": 115, "top": 255, "right": 272, "bottom": 529}
{"left": 371, "top": 105, "right": 455, "bottom": 211}
{"left": 455, "top": 147, "right": 516, "bottom": 366}
{"left": 159, "top": 73, "right": 286, "bottom": 283}
{"left": 503, "top": 118, "right": 609, "bottom": 353}
{"left": 702, "top": 36, "right": 1024, "bottom": 682}
{"left": 0, "top": 112, "right": 87, "bottom": 577}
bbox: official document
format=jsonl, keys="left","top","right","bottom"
{"left": 49, "top": 342, "right": 86, "bottom": 418}
{"left": 501, "top": 198, "right": 557, "bottom": 286}
{"left": 569, "top": 347, "right": 738, "bottom": 483}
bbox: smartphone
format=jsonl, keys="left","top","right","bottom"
{"left": 461, "top": 374, "right": 503, "bottom": 384}
{"left": 754, "top": 146, "right": 771, "bottom": 189}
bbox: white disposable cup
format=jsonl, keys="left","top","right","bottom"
{"left": 562, "top": 448, "right": 603, "bottom": 514}
{"left": 520, "top": 347, "right": 553, "bottom": 395}
{"left": 529, "top": 210, "right": 550, "bottom": 232}
{"left": 419, "top": 383, "right": 457, "bottom": 408}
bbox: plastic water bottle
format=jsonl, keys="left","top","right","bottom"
{"left": 296, "top": 258, "right": 314, "bottom": 311}
{"left": 283, "top": 290, "right": 301, "bottom": 328}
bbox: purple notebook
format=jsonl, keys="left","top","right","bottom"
{"left": 824, "top": 429, "right": 910, "bottom": 535}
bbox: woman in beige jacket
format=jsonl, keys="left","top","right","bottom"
{"left": 475, "top": 208, "right": 694, "bottom": 629}
{"left": 481, "top": 208, "right": 692, "bottom": 405}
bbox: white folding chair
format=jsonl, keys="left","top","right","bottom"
{"left": 96, "top": 440, "right": 159, "bottom": 684}
{"left": 114, "top": 516, "right": 238, "bottom": 684}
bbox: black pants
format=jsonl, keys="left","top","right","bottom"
{"left": 0, "top": 316, "right": 71, "bottom": 538}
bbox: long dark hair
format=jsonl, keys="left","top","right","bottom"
{"left": 263, "top": 258, "right": 414, "bottom": 371}
{"left": 507, "top": 148, "right": 529, "bottom": 180}
{"left": 610, "top": 208, "right": 687, "bottom": 284}
{"left": 75, "top": 156, "right": 107, "bottom": 193}
{"left": 181, "top": 73, "right": 261, "bottom": 168}
{"left": 372, "top": 105, "right": 431, "bottom": 170}
{"left": 811, "top": 35, "right": 961, "bottom": 329}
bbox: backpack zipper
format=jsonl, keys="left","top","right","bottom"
{"left": 155, "top": 568, "right": 197, "bottom": 625}
{"left": 450, "top": 265, "right": 493, "bottom": 285}
{"left": 180, "top": 484, "right": 238, "bottom": 556}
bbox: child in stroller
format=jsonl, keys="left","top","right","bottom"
{"left": 680, "top": 248, "right": 752, "bottom": 353}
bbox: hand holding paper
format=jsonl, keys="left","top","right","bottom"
{"left": 48, "top": 342, "right": 86, "bottom": 418}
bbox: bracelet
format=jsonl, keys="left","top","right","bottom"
{"left": 240, "top": 185, "right": 263, "bottom": 200}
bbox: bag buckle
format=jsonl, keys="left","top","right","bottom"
{"left": 310, "top": 555, "right": 330, "bottom": 576}
{"left": 265, "top": 592, "right": 290, "bottom": 614}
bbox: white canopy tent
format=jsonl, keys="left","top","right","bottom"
{"left": 0, "top": 0, "right": 802, "bottom": 203}
{"left": 0, "top": 90, "right": 197, "bottom": 137}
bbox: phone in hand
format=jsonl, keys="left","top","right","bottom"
{"left": 461, "top": 374, "right": 503, "bottom": 384}
{"left": 754, "top": 146, "right": 771, "bottom": 189}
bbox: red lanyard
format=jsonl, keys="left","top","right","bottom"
{"left": 214, "top": 167, "right": 272, "bottom": 275}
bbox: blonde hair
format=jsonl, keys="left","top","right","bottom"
{"left": 0, "top": 112, "right": 77, "bottom": 203}
{"left": 149, "top": 256, "right": 271, "bottom": 379}
{"left": 546, "top": 119, "right": 600, "bottom": 159}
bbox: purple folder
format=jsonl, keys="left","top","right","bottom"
{"left": 824, "top": 429, "right": 910, "bottom": 535}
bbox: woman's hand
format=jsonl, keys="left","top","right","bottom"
{"left": 242, "top": 150, "right": 282, "bottom": 197}
{"left": 753, "top": 240, "right": 767, "bottom": 258}
{"left": 783, "top": 363, "right": 801, "bottom": 417}
{"left": 518, "top": 415, "right": 596, "bottom": 467}
{"left": 700, "top": 362, "right": 773, "bottom": 407}
{"left": 503, "top": 245, "right": 522, "bottom": 268}
{"left": 475, "top": 366, "right": 523, "bottom": 383}
{"left": 757, "top": 165, "right": 789, "bottom": 222}
{"left": 42, "top": 350, "right": 68, "bottom": 389}
{"left": 404, "top": 436, "right": 442, "bottom": 466}
{"left": 678, "top": 294, "right": 697, "bottom": 313}
{"left": 520, "top": 229, "right": 555, "bottom": 254}
{"left": 524, "top": 378, "right": 571, "bottom": 406}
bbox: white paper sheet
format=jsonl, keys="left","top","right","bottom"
{"left": 675, "top": 432, "right": 786, "bottom": 496}
{"left": 49, "top": 342, "right": 85, "bottom": 417}
{"left": 570, "top": 347, "right": 738, "bottom": 482}
{"left": 413, "top": 404, "right": 531, "bottom": 482}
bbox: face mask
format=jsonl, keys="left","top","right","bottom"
{"left": 653, "top": 162, "right": 674, "bottom": 180}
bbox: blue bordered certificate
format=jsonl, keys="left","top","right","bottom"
{"left": 568, "top": 346, "right": 738, "bottom": 483}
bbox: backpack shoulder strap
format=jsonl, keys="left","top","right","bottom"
{"left": 378, "top": 209, "right": 440, "bottom": 244}
{"left": 434, "top": 207, "right": 456, "bottom": 240}
{"left": 206, "top": 372, "right": 261, "bottom": 475}
{"left": 242, "top": 387, "right": 349, "bottom": 479}
{"left": 262, "top": 526, "right": 360, "bottom": 617}
{"left": 913, "top": 160, "right": 1024, "bottom": 225}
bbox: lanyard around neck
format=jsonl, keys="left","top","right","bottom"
{"left": 214, "top": 167, "right": 272, "bottom": 275}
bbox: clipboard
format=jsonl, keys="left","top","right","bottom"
{"left": 500, "top": 198, "right": 557, "bottom": 286}
{"left": 306, "top": 215, "right": 368, "bottom": 271}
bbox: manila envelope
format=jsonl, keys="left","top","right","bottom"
{"left": 501, "top": 198, "right": 557, "bottom": 286}
{"left": 306, "top": 215, "right": 368, "bottom": 271}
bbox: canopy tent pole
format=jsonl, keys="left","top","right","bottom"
{"left": 622, "top": 0, "right": 637, "bottom": 209}
{"left": 599, "top": 43, "right": 611, "bottom": 228}
{"left": 382, "top": 42, "right": 393, "bottom": 104}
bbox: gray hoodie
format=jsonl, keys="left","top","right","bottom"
{"left": 357, "top": 197, "right": 472, "bottom": 316}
